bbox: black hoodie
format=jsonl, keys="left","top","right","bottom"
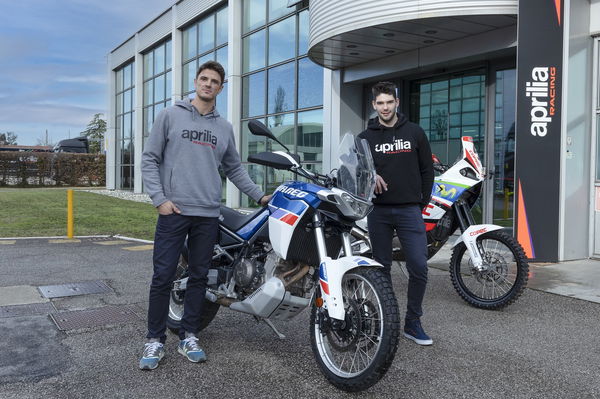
{"left": 358, "top": 113, "right": 434, "bottom": 207}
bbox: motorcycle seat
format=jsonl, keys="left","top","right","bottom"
{"left": 219, "top": 205, "right": 263, "bottom": 232}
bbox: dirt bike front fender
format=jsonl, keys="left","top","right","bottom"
{"left": 452, "top": 224, "right": 504, "bottom": 270}
{"left": 318, "top": 255, "right": 383, "bottom": 321}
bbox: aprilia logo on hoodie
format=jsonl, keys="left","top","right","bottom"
{"left": 181, "top": 129, "right": 218, "bottom": 149}
{"left": 375, "top": 138, "right": 412, "bottom": 154}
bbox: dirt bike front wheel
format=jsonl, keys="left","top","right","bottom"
{"left": 310, "top": 267, "right": 400, "bottom": 392}
{"left": 449, "top": 231, "right": 529, "bottom": 309}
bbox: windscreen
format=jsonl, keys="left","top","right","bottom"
{"left": 336, "top": 133, "right": 376, "bottom": 201}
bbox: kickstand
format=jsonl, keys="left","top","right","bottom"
{"left": 262, "top": 318, "right": 286, "bottom": 340}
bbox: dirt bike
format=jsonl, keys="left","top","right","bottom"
{"left": 351, "top": 136, "right": 528, "bottom": 310}
{"left": 168, "top": 122, "right": 400, "bottom": 392}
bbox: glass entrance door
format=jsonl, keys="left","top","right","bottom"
{"left": 409, "top": 70, "right": 487, "bottom": 222}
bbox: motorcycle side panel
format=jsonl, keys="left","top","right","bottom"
{"left": 319, "top": 256, "right": 383, "bottom": 321}
{"left": 236, "top": 208, "right": 269, "bottom": 240}
{"left": 452, "top": 224, "right": 504, "bottom": 269}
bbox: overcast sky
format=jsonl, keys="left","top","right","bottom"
{"left": 0, "top": 0, "right": 172, "bottom": 146}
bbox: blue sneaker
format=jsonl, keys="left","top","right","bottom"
{"left": 403, "top": 319, "right": 433, "bottom": 346}
{"left": 178, "top": 335, "right": 207, "bottom": 363}
{"left": 139, "top": 341, "right": 165, "bottom": 370}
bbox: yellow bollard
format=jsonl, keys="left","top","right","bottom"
{"left": 67, "top": 189, "right": 74, "bottom": 238}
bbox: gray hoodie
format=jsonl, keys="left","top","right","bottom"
{"left": 141, "top": 99, "right": 264, "bottom": 217}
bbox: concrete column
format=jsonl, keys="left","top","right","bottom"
{"left": 225, "top": 0, "right": 242, "bottom": 208}
{"left": 133, "top": 34, "right": 144, "bottom": 194}
{"left": 171, "top": 5, "right": 183, "bottom": 102}
{"left": 322, "top": 68, "right": 340, "bottom": 172}
{"left": 106, "top": 53, "right": 116, "bottom": 190}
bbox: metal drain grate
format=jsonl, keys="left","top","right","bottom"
{"left": 0, "top": 302, "right": 56, "bottom": 318}
{"left": 38, "top": 280, "right": 113, "bottom": 298}
{"left": 50, "top": 305, "right": 142, "bottom": 331}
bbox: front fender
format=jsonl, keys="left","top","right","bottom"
{"left": 318, "top": 255, "right": 383, "bottom": 321}
{"left": 452, "top": 224, "right": 504, "bottom": 269}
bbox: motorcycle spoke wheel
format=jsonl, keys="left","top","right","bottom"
{"left": 168, "top": 254, "right": 188, "bottom": 323}
{"left": 450, "top": 231, "right": 528, "bottom": 309}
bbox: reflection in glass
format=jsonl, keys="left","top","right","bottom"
{"left": 298, "top": 58, "right": 323, "bottom": 108}
{"left": 144, "top": 52, "right": 153, "bottom": 79}
{"left": 116, "top": 69, "right": 123, "bottom": 92}
{"left": 123, "top": 90, "right": 132, "bottom": 113}
{"left": 183, "top": 25, "right": 197, "bottom": 61}
{"left": 268, "top": 62, "right": 295, "bottom": 114}
{"left": 166, "top": 40, "right": 172, "bottom": 69}
{"left": 216, "top": 7, "right": 228, "bottom": 46}
{"left": 183, "top": 61, "right": 196, "bottom": 94}
{"left": 298, "top": 10, "right": 308, "bottom": 55}
{"left": 243, "top": 0, "right": 266, "bottom": 33}
{"left": 199, "top": 16, "right": 215, "bottom": 55}
{"left": 144, "top": 108, "right": 153, "bottom": 136}
{"left": 144, "top": 81, "right": 153, "bottom": 106}
{"left": 166, "top": 72, "right": 172, "bottom": 101}
{"left": 297, "top": 109, "right": 323, "bottom": 162}
{"left": 241, "top": 164, "right": 265, "bottom": 207}
{"left": 267, "top": 113, "right": 294, "bottom": 152}
{"left": 123, "top": 64, "right": 132, "bottom": 88}
{"left": 216, "top": 82, "right": 228, "bottom": 120}
{"left": 116, "top": 93, "right": 122, "bottom": 115}
{"left": 123, "top": 113, "right": 131, "bottom": 140}
{"left": 242, "top": 72, "right": 265, "bottom": 117}
{"left": 268, "top": 16, "right": 296, "bottom": 65}
{"left": 216, "top": 46, "right": 228, "bottom": 76}
{"left": 243, "top": 29, "right": 265, "bottom": 73}
{"left": 154, "top": 74, "right": 165, "bottom": 102}
{"left": 154, "top": 44, "right": 165, "bottom": 75}
{"left": 269, "top": 0, "right": 292, "bottom": 21}
{"left": 241, "top": 119, "right": 267, "bottom": 160}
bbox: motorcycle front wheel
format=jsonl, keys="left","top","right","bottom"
{"left": 166, "top": 253, "right": 220, "bottom": 334}
{"left": 310, "top": 267, "right": 400, "bottom": 392}
{"left": 449, "top": 231, "right": 529, "bottom": 309}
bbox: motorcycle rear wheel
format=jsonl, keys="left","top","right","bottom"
{"left": 166, "top": 253, "right": 220, "bottom": 334}
{"left": 310, "top": 267, "right": 400, "bottom": 392}
{"left": 449, "top": 231, "right": 528, "bottom": 309}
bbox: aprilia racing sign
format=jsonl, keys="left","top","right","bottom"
{"left": 526, "top": 66, "right": 558, "bottom": 137}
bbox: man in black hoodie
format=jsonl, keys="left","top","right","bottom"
{"left": 358, "top": 81, "right": 434, "bottom": 346}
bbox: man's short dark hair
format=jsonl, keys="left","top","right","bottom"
{"left": 196, "top": 61, "right": 225, "bottom": 85}
{"left": 372, "top": 81, "right": 397, "bottom": 100}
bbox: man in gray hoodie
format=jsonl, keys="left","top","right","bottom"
{"left": 139, "top": 61, "right": 271, "bottom": 370}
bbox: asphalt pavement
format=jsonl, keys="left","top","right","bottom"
{"left": 0, "top": 237, "right": 599, "bottom": 399}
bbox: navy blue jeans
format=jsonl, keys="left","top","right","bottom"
{"left": 367, "top": 205, "right": 428, "bottom": 320}
{"left": 146, "top": 213, "right": 219, "bottom": 342}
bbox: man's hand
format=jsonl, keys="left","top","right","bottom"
{"left": 157, "top": 200, "right": 181, "bottom": 215}
{"left": 259, "top": 195, "right": 272, "bottom": 207}
{"left": 374, "top": 174, "right": 388, "bottom": 195}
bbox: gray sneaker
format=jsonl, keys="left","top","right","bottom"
{"left": 178, "top": 335, "right": 206, "bottom": 363}
{"left": 139, "top": 341, "right": 165, "bottom": 370}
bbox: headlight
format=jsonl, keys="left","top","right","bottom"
{"left": 339, "top": 192, "right": 372, "bottom": 219}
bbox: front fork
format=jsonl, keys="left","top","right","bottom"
{"left": 452, "top": 199, "right": 503, "bottom": 271}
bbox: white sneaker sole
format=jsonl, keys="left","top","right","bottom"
{"left": 178, "top": 346, "right": 206, "bottom": 363}
{"left": 403, "top": 332, "right": 433, "bottom": 346}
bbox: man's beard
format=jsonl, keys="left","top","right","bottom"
{"left": 197, "top": 93, "right": 215, "bottom": 102}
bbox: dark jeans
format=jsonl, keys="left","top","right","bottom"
{"left": 146, "top": 213, "right": 219, "bottom": 342}
{"left": 367, "top": 204, "right": 428, "bottom": 320}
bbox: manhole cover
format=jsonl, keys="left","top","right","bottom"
{"left": 0, "top": 302, "right": 56, "bottom": 318}
{"left": 50, "top": 305, "right": 142, "bottom": 331}
{"left": 38, "top": 280, "right": 113, "bottom": 298}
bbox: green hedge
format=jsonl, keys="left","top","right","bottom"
{"left": 0, "top": 152, "right": 105, "bottom": 187}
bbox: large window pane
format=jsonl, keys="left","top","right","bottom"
{"left": 123, "top": 64, "right": 132, "bottom": 88}
{"left": 242, "top": 72, "right": 266, "bottom": 117}
{"left": 269, "top": 0, "right": 293, "bottom": 21}
{"left": 143, "top": 81, "right": 153, "bottom": 106}
{"left": 165, "top": 71, "right": 172, "bottom": 102}
{"left": 268, "top": 16, "right": 296, "bottom": 65}
{"left": 268, "top": 61, "right": 295, "bottom": 114}
{"left": 154, "top": 74, "right": 165, "bottom": 102}
{"left": 216, "top": 46, "right": 228, "bottom": 76}
{"left": 216, "top": 7, "right": 228, "bottom": 46}
{"left": 298, "top": 58, "right": 323, "bottom": 108}
{"left": 144, "top": 52, "right": 153, "bottom": 79}
{"left": 144, "top": 107, "right": 153, "bottom": 136}
{"left": 243, "top": 0, "right": 266, "bottom": 33}
{"left": 298, "top": 10, "right": 309, "bottom": 56}
{"left": 123, "top": 90, "right": 132, "bottom": 113}
{"left": 242, "top": 119, "right": 267, "bottom": 159}
{"left": 216, "top": 81, "right": 228, "bottom": 120}
{"left": 199, "top": 16, "right": 215, "bottom": 55}
{"left": 241, "top": 165, "right": 265, "bottom": 207}
{"left": 183, "top": 25, "right": 197, "bottom": 61}
{"left": 123, "top": 113, "right": 132, "bottom": 140}
{"left": 243, "top": 29, "right": 265, "bottom": 73}
{"left": 116, "top": 69, "right": 123, "bottom": 92}
{"left": 166, "top": 40, "right": 172, "bottom": 69}
{"left": 183, "top": 61, "right": 196, "bottom": 94}
{"left": 267, "top": 112, "right": 294, "bottom": 152}
{"left": 154, "top": 44, "right": 165, "bottom": 74}
{"left": 297, "top": 109, "right": 323, "bottom": 162}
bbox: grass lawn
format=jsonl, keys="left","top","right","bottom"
{"left": 0, "top": 188, "right": 157, "bottom": 240}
